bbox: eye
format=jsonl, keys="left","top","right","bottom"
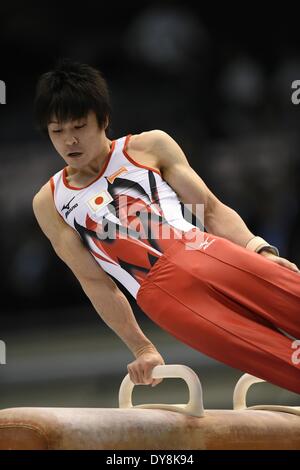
{"left": 52, "top": 129, "right": 62, "bottom": 133}
{"left": 74, "top": 124, "right": 86, "bottom": 129}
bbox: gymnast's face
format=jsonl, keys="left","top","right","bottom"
{"left": 47, "top": 110, "right": 107, "bottom": 169}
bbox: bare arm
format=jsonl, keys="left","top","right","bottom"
{"left": 32, "top": 182, "right": 165, "bottom": 383}
{"left": 132, "top": 131, "right": 299, "bottom": 272}
{"left": 135, "top": 130, "right": 255, "bottom": 248}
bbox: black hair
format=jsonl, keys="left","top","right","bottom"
{"left": 34, "top": 58, "right": 111, "bottom": 135}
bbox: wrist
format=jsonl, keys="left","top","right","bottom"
{"left": 245, "top": 236, "right": 279, "bottom": 257}
{"left": 257, "top": 246, "right": 279, "bottom": 256}
{"left": 133, "top": 343, "right": 159, "bottom": 359}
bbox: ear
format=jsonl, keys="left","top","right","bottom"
{"left": 104, "top": 115, "right": 109, "bottom": 130}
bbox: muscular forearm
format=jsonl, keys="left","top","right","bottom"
{"left": 80, "top": 279, "right": 157, "bottom": 358}
{"left": 204, "top": 201, "right": 255, "bottom": 248}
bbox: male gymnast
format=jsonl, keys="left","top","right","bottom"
{"left": 32, "top": 59, "right": 300, "bottom": 393}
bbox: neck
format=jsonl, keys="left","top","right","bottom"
{"left": 68, "top": 136, "right": 112, "bottom": 178}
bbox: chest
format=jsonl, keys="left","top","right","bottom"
{"left": 65, "top": 151, "right": 161, "bottom": 188}
{"left": 60, "top": 166, "right": 161, "bottom": 226}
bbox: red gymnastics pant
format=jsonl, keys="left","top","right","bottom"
{"left": 136, "top": 228, "right": 300, "bottom": 394}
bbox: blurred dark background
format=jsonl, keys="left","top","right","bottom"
{"left": 0, "top": 2, "right": 299, "bottom": 410}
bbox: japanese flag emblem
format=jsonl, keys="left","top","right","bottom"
{"left": 86, "top": 190, "right": 113, "bottom": 212}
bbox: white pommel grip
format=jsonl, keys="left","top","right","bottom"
{"left": 119, "top": 364, "right": 204, "bottom": 417}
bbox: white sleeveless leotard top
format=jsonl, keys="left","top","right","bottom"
{"left": 50, "top": 134, "right": 195, "bottom": 299}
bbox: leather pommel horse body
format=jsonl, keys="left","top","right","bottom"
{"left": 0, "top": 366, "right": 299, "bottom": 450}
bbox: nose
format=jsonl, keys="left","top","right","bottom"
{"left": 65, "top": 134, "right": 79, "bottom": 146}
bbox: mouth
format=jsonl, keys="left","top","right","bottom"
{"left": 68, "top": 152, "right": 83, "bottom": 158}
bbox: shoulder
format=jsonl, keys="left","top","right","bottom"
{"left": 32, "top": 180, "right": 53, "bottom": 215}
{"left": 128, "top": 130, "right": 173, "bottom": 154}
{"left": 32, "top": 180, "right": 63, "bottom": 239}
{"left": 128, "top": 130, "right": 188, "bottom": 171}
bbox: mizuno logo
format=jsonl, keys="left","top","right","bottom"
{"left": 62, "top": 196, "right": 76, "bottom": 211}
{"left": 62, "top": 196, "right": 79, "bottom": 219}
{"left": 198, "top": 237, "right": 216, "bottom": 251}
